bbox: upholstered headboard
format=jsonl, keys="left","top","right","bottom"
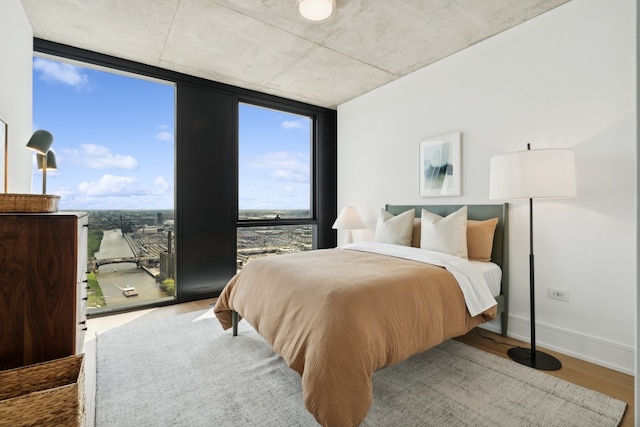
{"left": 385, "top": 203, "right": 509, "bottom": 335}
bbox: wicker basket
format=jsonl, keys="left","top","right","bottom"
{"left": 0, "top": 193, "right": 60, "bottom": 213}
{"left": 0, "top": 354, "right": 85, "bottom": 427}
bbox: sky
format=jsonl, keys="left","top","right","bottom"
{"left": 238, "top": 103, "right": 311, "bottom": 211}
{"left": 32, "top": 57, "right": 311, "bottom": 211}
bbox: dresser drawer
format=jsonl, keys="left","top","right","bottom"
{"left": 0, "top": 212, "right": 88, "bottom": 369}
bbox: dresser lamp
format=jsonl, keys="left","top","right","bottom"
{"left": 0, "top": 127, "right": 60, "bottom": 213}
{"left": 332, "top": 206, "right": 365, "bottom": 244}
{"left": 489, "top": 143, "right": 576, "bottom": 370}
{"left": 26, "top": 130, "right": 54, "bottom": 195}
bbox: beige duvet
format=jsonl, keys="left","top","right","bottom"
{"left": 214, "top": 247, "right": 496, "bottom": 427}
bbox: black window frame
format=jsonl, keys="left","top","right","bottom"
{"left": 34, "top": 38, "right": 337, "bottom": 316}
{"left": 236, "top": 97, "right": 318, "bottom": 242}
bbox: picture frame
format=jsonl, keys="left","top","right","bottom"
{"left": 419, "top": 132, "right": 461, "bottom": 197}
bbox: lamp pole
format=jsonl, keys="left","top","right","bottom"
{"left": 41, "top": 154, "right": 47, "bottom": 194}
{"left": 527, "top": 143, "right": 537, "bottom": 367}
{"left": 529, "top": 194, "right": 536, "bottom": 367}
{"left": 3, "top": 122, "right": 7, "bottom": 193}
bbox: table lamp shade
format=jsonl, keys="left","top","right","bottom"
{"left": 490, "top": 148, "right": 576, "bottom": 200}
{"left": 25, "top": 130, "right": 54, "bottom": 155}
{"left": 332, "top": 206, "right": 365, "bottom": 230}
{"left": 37, "top": 150, "right": 58, "bottom": 171}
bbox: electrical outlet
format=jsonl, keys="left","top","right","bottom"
{"left": 547, "top": 287, "right": 570, "bottom": 302}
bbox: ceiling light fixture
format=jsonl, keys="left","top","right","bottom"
{"left": 297, "top": 0, "right": 336, "bottom": 22}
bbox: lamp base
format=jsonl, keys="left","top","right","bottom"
{"left": 507, "top": 347, "right": 562, "bottom": 370}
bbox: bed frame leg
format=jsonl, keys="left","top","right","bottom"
{"left": 232, "top": 310, "right": 239, "bottom": 336}
{"left": 501, "top": 310, "right": 508, "bottom": 337}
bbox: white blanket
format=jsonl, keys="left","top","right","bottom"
{"left": 342, "top": 242, "right": 498, "bottom": 317}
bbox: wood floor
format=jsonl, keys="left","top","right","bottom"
{"left": 84, "top": 298, "right": 634, "bottom": 427}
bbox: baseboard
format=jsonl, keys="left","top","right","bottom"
{"left": 479, "top": 314, "right": 635, "bottom": 375}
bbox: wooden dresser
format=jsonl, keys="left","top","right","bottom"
{"left": 0, "top": 212, "right": 88, "bottom": 370}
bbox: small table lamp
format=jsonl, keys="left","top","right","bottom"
{"left": 26, "top": 130, "right": 55, "bottom": 195}
{"left": 332, "top": 206, "right": 365, "bottom": 244}
{"left": 0, "top": 127, "right": 60, "bottom": 213}
{"left": 490, "top": 143, "right": 576, "bottom": 370}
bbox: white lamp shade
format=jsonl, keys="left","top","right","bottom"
{"left": 297, "top": 0, "right": 335, "bottom": 22}
{"left": 332, "top": 206, "right": 365, "bottom": 230}
{"left": 490, "top": 148, "right": 577, "bottom": 200}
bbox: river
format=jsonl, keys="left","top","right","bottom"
{"left": 93, "top": 229, "right": 169, "bottom": 310}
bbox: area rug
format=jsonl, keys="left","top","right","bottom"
{"left": 95, "top": 309, "right": 627, "bottom": 426}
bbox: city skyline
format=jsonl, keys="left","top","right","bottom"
{"left": 32, "top": 56, "right": 312, "bottom": 211}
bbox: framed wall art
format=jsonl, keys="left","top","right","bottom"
{"left": 419, "top": 132, "right": 461, "bottom": 197}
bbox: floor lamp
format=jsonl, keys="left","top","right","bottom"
{"left": 489, "top": 143, "right": 576, "bottom": 370}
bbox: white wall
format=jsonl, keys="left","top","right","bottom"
{"left": 337, "top": 0, "right": 636, "bottom": 374}
{"left": 0, "top": 0, "right": 34, "bottom": 193}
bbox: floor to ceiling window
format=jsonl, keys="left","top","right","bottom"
{"left": 237, "top": 103, "right": 314, "bottom": 269}
{"left": 32, "top": 55, "right": 176, "bottom": 314}
{"left": 34, "top": 38, "right": 337, "bottom": 308}
{"left": 237, "top": 102, "right": 315, "bottom": 269}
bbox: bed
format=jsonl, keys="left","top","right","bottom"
{"left": 214, "top": 203, "right": 508, "bottom": 427}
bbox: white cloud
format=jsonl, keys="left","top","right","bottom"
{"left": 33, "top": 58, "right": 89, "bottom": 89}
{"left": 63, "top": 144, "right": 137, "bottom": 169}
{"left": 273, "top": 169, "right": 307, "bottom": 181}
{"left": 152, "top": 176, "right": 171, "bottom": 194}
{"left": 78, "top": 174, "right": 137, "bottom": 196}
{"left": 154, "top": 125, "right": 174, "bottom": 143}
{"left": 281, "top": 120, "right": 307, "bottom": 130}
{"left": 156, "top": 131, "right": 173, "bottom": 142}
{"left": 248, "top": 151, "right": 309, "bottom": 182}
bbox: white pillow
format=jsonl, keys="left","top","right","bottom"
{"left": 420, "top": 206, "right": 468, "bottom": 258}
{"left": 374, "top": 209, "right": 415, "bottom": 246}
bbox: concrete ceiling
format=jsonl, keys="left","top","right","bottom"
{"left": 21, "top": 0, "right": 570, "bottom": 109}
